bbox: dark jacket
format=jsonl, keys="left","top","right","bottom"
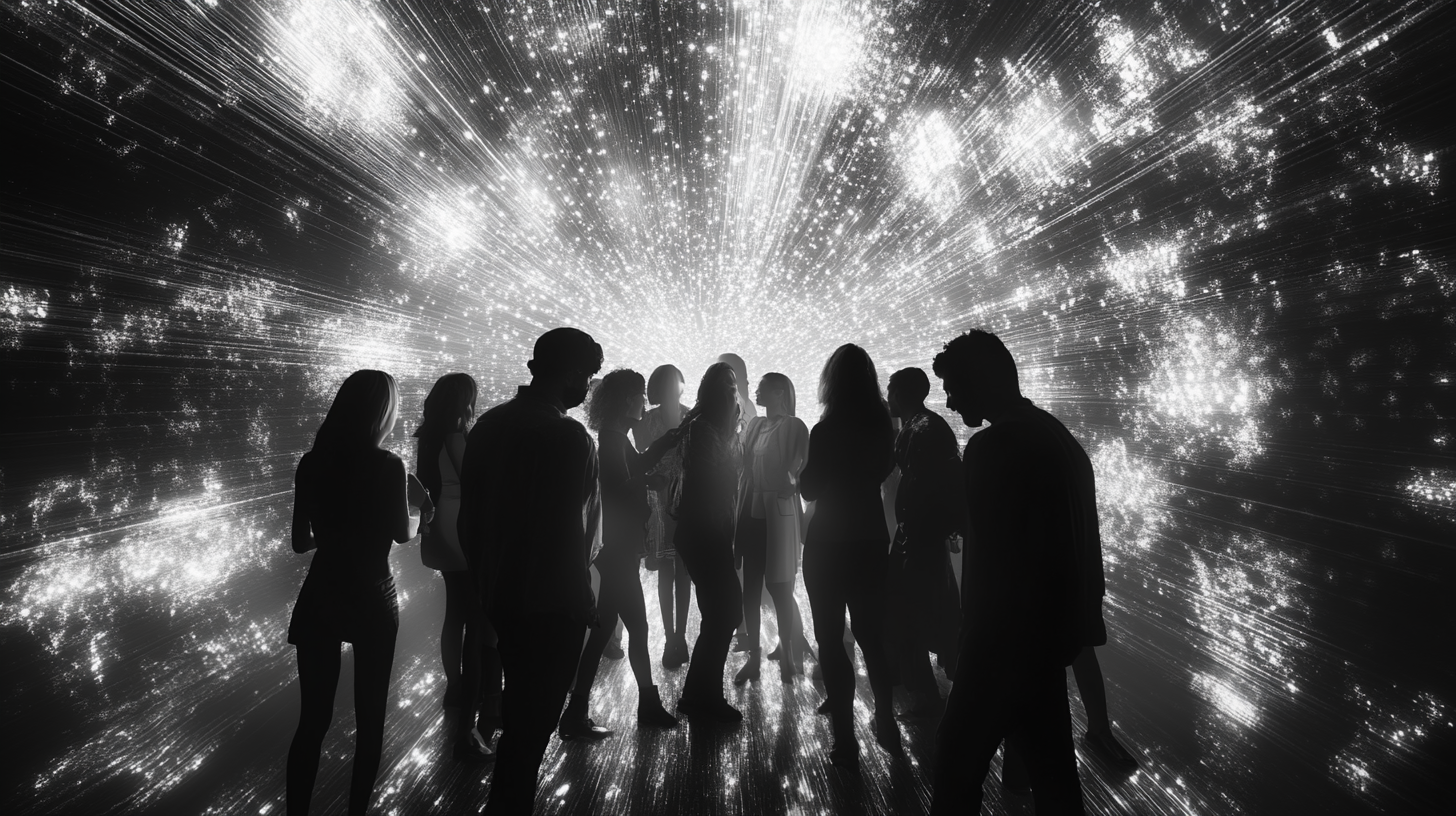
{"left": 894, "top": 408, "right": 967, "bottom": 551}
{"left": 673, "top": 415, "right": 740, "bottom": 546}
{"left": 458, "top": 385, "right": 600, "bottom": 624}
{"left": 960, "top": 398, "right": 1104, "bottom": 664}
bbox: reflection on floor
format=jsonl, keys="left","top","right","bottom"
{"left": 291, "top": 562, "right": 1143, "bottom": 816}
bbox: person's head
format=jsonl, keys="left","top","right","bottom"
{"left": 755, "top": 372, "right": 796, "bottom": 417}
{"left": 887, "top": 367, "right": 930, "bottom": 418}
{"left": 818, "top": 343, "right": 887, "bottom": 422}
{"left": 527, "top": 327, "right": 604, "bottom": 409}
{"left": 931, "top": 329, "right": 1021, "bottom": 427}
{"left": 717, "top": 352, "right": 749, "bottom": 396}
{"left": 417, "top": 372, "right": 478, "bottom": 435}
{"left": 587, "top": 369, "right": 647, "bottom": 431}
{"left": 694, "top": 361, "right": 739, "bottom": 429}
{"left": 647, "top": 364, "right": 685, "bottom": 407}
{"left": 314, "top": 369, "right": 399, "bottom": 453}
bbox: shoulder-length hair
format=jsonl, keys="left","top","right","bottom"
{"left": 413, "top": 372, "right": 477, "bottom": 501}
{"left": 693, "top": 361, "right": 739, "bottom": 431}
{"left": 647, "top": 364, "right": 685, "bottom": 406}
{"left": 818, "top": 344, "right": 888, "bottom": 426}
{"left": 314, "top": 370, "right": 399, "bottom": 456}
{"left": 760, "top": 372, "right": 796, "bottom": 417}
{"left": 587, "top": 369, "right": 645, "bottom": 432}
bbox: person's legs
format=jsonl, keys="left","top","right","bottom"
{"left": 476, "top": 615, "right": 503, "bottom": 733}
{"left": 845, "top": 543, "right": 899, "bottom": 753}
{"left": 929, "top": 649, "right": 1016, "bottom": 816}
{"left": 440, "top": 571, "right": 473, "bottom": 708}
{"left": 1019, "top": 662, "right": 1085, "bottom": 815}
{"left": 892, "top": 551, "right": 941, "bottom": 701}
{"left": 764, "top": 579, "right": 800, "bottom": 675}
{"left": 614, "top": 560, "right": 655, "bottom": 690}
{"left": 1071, "top": 646, "right": 1109, "bottom": 732}
{"left": 674, "top": 553, "right": 692, "bottom": 636}
{"left": 485, "top": 612, "right": 584, "bottom": 816}
{"left": 739, "top": 522, "right": 767, "bottom": 653}
{"left": 286, "top": 642, "right": 342, "bottom": 816}
{"left": 657, "top": 555, "right": 677, "bottom": 637}
{"left": 348, "top": 633, "right": 397, "bottom": 816}
{"left": 678, "top": 534, "right": 742, "bottom": 705}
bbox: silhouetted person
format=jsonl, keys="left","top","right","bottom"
{"left": 673, "top": 361, "right": 745, "bottom": 722}
{"left": 733, "top": 372, "right": 812, "bottom": 685}
{"left": 800, "top": 344, "right": 902, "bottom": 769}
{"left": 287, "top": 370, "right": 431, "bottom": 816}
{"left": 632, "top": 364, "right": 693, "bottom": 669}
{"left": 718, "top": 352, "right": 757, "bottom": 653}
{"left": 458, "top": 328, "right": 604, "bottom": 816}
{"left": 414, "top": 372, "right": 499, "bottom": 761}
{"left": 560, "top": 370, "right": 683, "bottom": 739}
{"left": 885, "top": 367, "right": 965, "bottom": 717}
{"left": 929, "top": 329, "right": 1086, "bottom": 815}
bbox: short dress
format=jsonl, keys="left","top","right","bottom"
{"left": 287, "top": 448, "right": 401, "bottom": 646}
{"left": 736, "top": 415, "right": 808, "bottom": 583}
{"left": 637, "top": 405, "right": 687, "bottom": 560}
{"left": 421, "top": 435, "right": 467, "bottom": 572}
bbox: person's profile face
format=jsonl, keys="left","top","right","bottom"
{"left": 562, "top": 368, "right": 592, "bottom": 410}
{"left": 886, "top": 385, "right": 903, "bottom": 418}
{"left": 628, "top": 390, "right": 647, "bottom": 421}
{"left": 942, "top": 376, "right": 982, "bottom": 427}
{"left": 667, "top": 375, "right": 684, "bottom": 404}
{"left": 753, "top": 377, "right": 771, "bottom": 408}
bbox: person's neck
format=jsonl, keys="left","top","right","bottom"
{"left": 984, "top": 393, "right": 1025, "bottom": 425}
{"left": 523, "top": 379, "right": 567, "bottom": 412}
{"left": 903, "top": 402, "right": 927, "bottom": 420}
{"left": 605, "top": 415, "right": 632, "bottom": 434}
{"left": 662, "top": 402, "right": 682, "bottom": 422}
{"left": 765, "top": 405, "right": 786, "bottom": 419}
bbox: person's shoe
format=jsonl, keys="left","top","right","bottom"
{"left": 817, "top": 698, "right": 832, "bottom": 715}
{"left": 733, "top": 649, "right": 760, "bottom": 685}
{"left": 829, "top": 741, "right": 860, "bottom": 770}
{"left": 604, "top": 640, "right": 625, "bottom": 660}
{"left": 453, "top": 726, "right": 494, "bottom": 762}
{"left": 636, "top": 685, "right": 679, "bottom": 728}
{"left": 663, "top": 634, "right": 689, "bottom": 669}
{"left": 779, "top": 655, "right": 798, "bottom": 683}
{"left": 766, "top": 643, "right": 783, "bottom": 660}
{"left": 477, "top": 694, "right": 504, "bottom": 736}
{"left": 732, "top": 632, "right": 750, "bottom": 653}
{"left": 902, "top": 690, "right": 944, "bottom": 719}
{"left": 873, "top": 713, "right": 903, "bottom": 754}
{"left": 558, "top": 712, "right": 613, "bottom": 741}
{"left": 1086, "top": 728, "right": 1139, "bottom": 770}
{"left": 677, "top": 694, "right": 743, "bottom": 723}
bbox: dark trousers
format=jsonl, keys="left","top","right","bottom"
{"left": 930, "top": 648, "right": 1084, "bottom": 816}
{"left": 485, "top": 611, "right": 585, "bottom": 816}
{"left": 573, "top": 550, "right": 653, "bottom": 704}
{"left": 676, "top": 526, "right": 742, "bottom": 702}
{"left": 802, "top": 539, "right": 895, "bottom": 720}
{"left": 889, "top": 545, "right": 956, "bottom": 696}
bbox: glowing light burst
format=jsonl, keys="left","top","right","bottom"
{"left": 2, "top": 0, "right": 1453, "bottom": 814}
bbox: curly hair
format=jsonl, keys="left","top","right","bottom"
{"left": 931, "top": 329, "right": 1019, "bottom": 392}
{"left": 587, "top": 369, "right": 646, "bottom": 432}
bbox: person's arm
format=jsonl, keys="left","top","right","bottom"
{"left": 384, "top": 455, "right": 424, "bottom": 543}
{"left": 444, "top": 431, "right": 466, "bottom": 478}
{"left": 785, "top": 418, "right": 809, "bottom": 492}
{"left": 637, "top": 425, "right": 683, "bottom": 473}
{"left": 291, "top": 454, "right": 316, "bottom": 553}
{"left": 799, "top": 423, "right": 827, "bottom": 502}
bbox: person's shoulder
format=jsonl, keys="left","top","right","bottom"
{"left": 787, "top": 415, "right": 809, "bottom": 434}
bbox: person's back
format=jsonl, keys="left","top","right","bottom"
{"left": 459, "top": 386, "right": 599, "bottom": 622}
{"left": 959, "top": 404, "right": 1081, "bottom": 666}
{"left": 800, "top": 409, "right": 895, "bottom": 545}
{"left": 894, "top": 408, "right": 965, "bottom": 550}
{"left": 297, "top": 446, "right": 399, "bottom": 582}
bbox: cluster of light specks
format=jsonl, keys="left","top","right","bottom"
{"left": 2, "top": 0, "right": 1453, "bottom": 813}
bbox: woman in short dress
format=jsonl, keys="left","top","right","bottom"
{"left": 632, "top": 364, "right": 693, "bottom": 668}
{"left": 286, "top": 370, "right": 431, "bottom": 815}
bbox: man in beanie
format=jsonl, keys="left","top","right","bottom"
{"left": 459, "top": 327, "right": 604, "bottom": 815}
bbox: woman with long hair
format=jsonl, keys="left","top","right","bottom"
{"left": 413, "top": 372, "right": 498, "bottom": 760}
{"left": 632, "top": 364, "right": 693, "bottom": 668}
{"left": 732, "top": 372, "right": 813, "bottom": 685}
{"left": 800, "top": 344, "right": 902, "bottom": 768}
{"left": 672, "top": 361, "right": 745, "bottom": 722}
{"left": 558, "top": 370, "right": 683, "bottom": 739}
{"left": 287, "top": 370, "right": 431, "bottom": 815}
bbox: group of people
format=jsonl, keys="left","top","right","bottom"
{"left": 284, "top": 326, "right": 1136, "bottom": 815}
